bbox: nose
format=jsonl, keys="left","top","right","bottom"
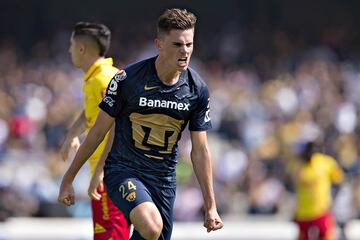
{"left": 180, "top": 45, "right": 188, "bottom": 54}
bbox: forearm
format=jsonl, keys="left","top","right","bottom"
{"left": 63, "top": 126, "right": 107, "bottom": 183}
{"left": 94, "top": 124, "right": 115, "bottom": 177}
{"left": 66, "top": 111, "right": 86, "bottom": 138}
{"left": 191, "top": 147, "right": 216, "bottom": 211}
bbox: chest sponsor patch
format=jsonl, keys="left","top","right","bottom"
{"left": 139, "top": 97, "right": 190, "bottom": 111}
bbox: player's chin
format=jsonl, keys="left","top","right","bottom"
{"left": 177, "top": 64, "right": 188, "bottom": 71}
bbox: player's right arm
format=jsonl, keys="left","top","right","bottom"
{"left": 58, "top": 109, "right": 114, "bottom": 206}
{"left": 88, "top": 123, "right": 115, "bottom": 200}
{"left": 60, "top": 111, "right": 87, "bottom": 161}
{"left": 190, "top": 131, "right": 223, "bottom": 232}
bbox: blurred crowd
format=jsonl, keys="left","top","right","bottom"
{"left": 1, "top": 20, "right": 360, "bottom": 229}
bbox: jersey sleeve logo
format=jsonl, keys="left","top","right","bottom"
{"left": 204, "top": 98, "right": 211, "bottom": 123}
{"left": 108, "top": 79, "right": 118, "bottom": 92}
{"left": 107, "top": 70, "right": 126, "bottom": 95}
{"left": 103, "top": 96, "right": 115, "bottom": 107}
{"left": 114, "top": 70, "right": 127, "bottom": 81}
{"left": 204, "top": 110, "right": 211, "bottom": 123}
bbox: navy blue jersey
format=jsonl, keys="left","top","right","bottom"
{"left": 99, "top": 56, "right": 211, "bottom": 187}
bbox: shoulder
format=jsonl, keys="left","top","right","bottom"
{"left": 187, "top": 67, "right": 206, "bottom": 86}
{"left": 103, "top": 65, "right": 119, "bottom": 78}
{"left": 111, "top": 57, "right": 155, "bottom": 87}
{"left": 187, "top": 67, "right": 209, "bottom": 96}
{"left": 94, "top": 66, "right": 119, "bottom": 85}
{"left": 123, "top": 57, "right": 155, "bottom": 77}
{"left": 313, "top": 153, "right": 337, "bottom": 166}
{"left": 109, "top": 57, "right": 155, "bottom": 91}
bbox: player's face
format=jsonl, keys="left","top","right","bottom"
{"left": 68, "top": 33, "right": 82, "bottom": 68}
{"left": 156, "top": 29, "right": 194, "bottom": 71}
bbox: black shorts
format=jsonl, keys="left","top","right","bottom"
{"left": 104, "top": 166, "right": 176, "bottom": 240}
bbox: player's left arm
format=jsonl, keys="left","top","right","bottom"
{"left": 190, "top": 130, "right": 223, "bottom": 232}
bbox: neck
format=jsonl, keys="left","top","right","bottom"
{"left": 155, "top": 56, "right": 181, "bottom": 86}
{"left": 81, "top": 56, "right": 104, "bottom": 73}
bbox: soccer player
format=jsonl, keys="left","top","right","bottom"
{"left": 59, "top": 22, "right": 130, "bottom": 240}
{"left": 294, "top": 141, "right": 343, "bottom": 240}
{"left": 58, "top": 8, "right": 224, "bottom": 240}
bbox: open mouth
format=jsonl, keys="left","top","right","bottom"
{"left": 178, "top": 57, "right": 188, "bottom": 65}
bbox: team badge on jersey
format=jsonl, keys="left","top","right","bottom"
{"left": 114, "top": 70, "right": 127, "bottom": 81}
{"left": 126, "top": 192, "right": 136, "bottom": 202}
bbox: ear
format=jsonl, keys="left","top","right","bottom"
{"left": 154, "top": 38, "right": 162, "bottom": 51}
{"left": 79, "top": 42, "right": 86, "bottom": 55}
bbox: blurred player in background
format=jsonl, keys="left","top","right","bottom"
{"left": 59, "top": 22, "right": 130, "bottom": 240}
{"left": 294, "top": 141, "right": 343, "bottom": 240}
{"left": 58, "top": 8, "right": 223, "bottom": 240}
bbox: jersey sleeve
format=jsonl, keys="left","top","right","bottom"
{"left": 326, "top": 155, "right": 344, "bottom": 184}
{"left": 99, "top": 70, "right": 127, "bottom": 118}
{"left": 189, "top": 85, "right": 212, "bottom": 131}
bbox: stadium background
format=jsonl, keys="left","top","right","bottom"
{"left": 1, "top": 0, "right": 360, "bottom": 239}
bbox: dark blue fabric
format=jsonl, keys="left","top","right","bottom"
{"left": 104, "top": 166, "right": 176, "bottom": 240}
{"left": 99, "top": 56, "right": 212, "bottom": 187}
